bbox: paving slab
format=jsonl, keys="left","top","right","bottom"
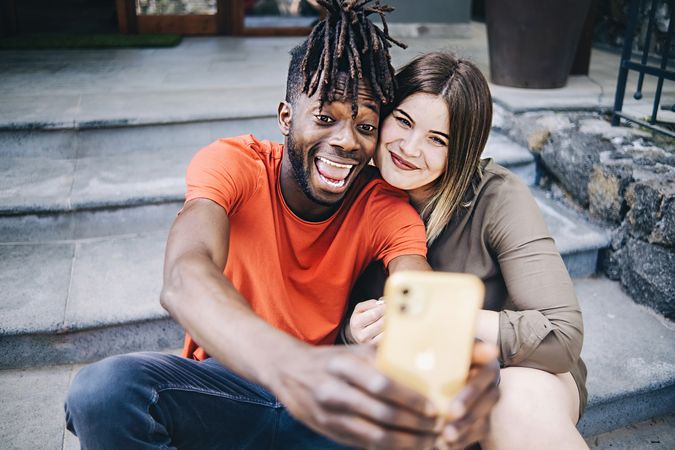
{"left": 483, "top": 132, "right": 536, "bottom": 186}
{"left": 0, "top": 128, "right": 78, "bottom": 159}
{"left": 2, "top": 318, "right": 183, "bottom": 369}
{"left": 0, "top": 157, "right": 75, "bottom": 213}
{"left": 586, "top": 413, "right": 675, "bottom": 449}
{"left": 65, "top": 232, "right": 168, "bottom": 329}
{"left": 577, "top": 277, "right": 675, "bottom": 436}
{"left": 533, "top": 190, "right": 611, "bottom": 278}
{"left": 69, "top": 147, "right": 191, "bottom": 209}
{"left": 2, "top": 277, "right": 674, "bottom": 446}
{"left": 0, "top": 364, "right": 73, "bottom": 450}
{"left": 0, "top": 243, "right": 74, "bottom": 334}
{"left": 6, "top": 23, "right": 665, "bottom": 130}
{"left": 0, "top": 202, "right": 181, "bottom": 244}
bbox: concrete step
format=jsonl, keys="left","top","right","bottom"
{"left": 586, "top": 413, "right": 675, "bottom": 449}
{"left": 1, "top": 277, "right": 673, "bottom": 449}
{"left": 0, "top": 123, "right": 534, "bottom": 221}
{"left": 482, "top": 132, "right": 536, "bottom": 186}
{"left": 576, "top": 278, "right": 675, "bottom": 437}
{"left": 0, "top": 183, "right": 609, "bottom": 369}
{"left": 533, "top": 190, "right": 610, "bottom": 278}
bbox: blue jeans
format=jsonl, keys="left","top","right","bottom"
{"left": 64, "top": 352, "right": 355, "bottom": 450}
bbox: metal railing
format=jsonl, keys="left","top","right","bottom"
{"left": 612, "top": 0, "right": 675, "bottom": 138}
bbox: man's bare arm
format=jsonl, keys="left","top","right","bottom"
{"left": 161, "top": 198, "right": 305, "bottom": 388}
{"left": 160, "top": 199, "right": 443, "bottom": 449}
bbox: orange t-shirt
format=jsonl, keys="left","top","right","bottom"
{"left": 181, "top": 135, "right": 426, "bottom": 360}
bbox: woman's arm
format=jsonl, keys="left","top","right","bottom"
{"left": 485, "top": 175, "right": 583, "bottom": 373}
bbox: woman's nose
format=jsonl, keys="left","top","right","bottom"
{"left": 399, "top": 134, "right": 422, "bottom": 158}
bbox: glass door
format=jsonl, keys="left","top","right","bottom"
{"left": 243, "top": 0, "right": 320, "bottom": 35}
{"left": 116, "top": 0, "right": 318, "bottom": 35}
{"left": 116, "top": 0, "right": 239, "bottom": 35}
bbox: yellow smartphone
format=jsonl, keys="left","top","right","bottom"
{"left": 375, "top": 271, "right": 485, "bottom": 411}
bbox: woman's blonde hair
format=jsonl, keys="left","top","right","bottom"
{"left": 387, "top": 52, "right": 493, "bottom": 244}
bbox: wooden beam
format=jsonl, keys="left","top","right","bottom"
{"left": 137, "top": 15, "right": 218, "bottom": 35}
{"left": 0, "top": 0, "right": 18, "bottom": 37}
{"left": 116, "top": 0, "right": 138, "bottom": 34}
{"left": 242, "top": 27, "right": 312, "bottom": 37}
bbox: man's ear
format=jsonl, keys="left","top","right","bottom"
{"left": 277, "top": 101, "right": 292, "bottom": 136}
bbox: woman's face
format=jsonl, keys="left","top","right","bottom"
{"left": 375, "top": 93, "right": 450, "bottom": 192}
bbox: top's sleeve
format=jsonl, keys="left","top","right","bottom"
{"left": 367, "top": 185, "right": 427, "bottom": 268}
{"left": 486, "top": 175, "right": 583, "bottom": 373}
{"left": 185, "top": 138, "right": 264, "bottom": 215}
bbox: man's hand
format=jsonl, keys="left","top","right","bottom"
{"left": 274, "top": 345, "right": 442, "bottom": 450}
{"left": 347, "top": 299, "right": 385, "bottom": 344}
{"left": 436, "top": 342, "right": 500, "bottom": 449}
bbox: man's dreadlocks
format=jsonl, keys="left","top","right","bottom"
{"left": 286, "top": 0, "right": 406, "bottom": 117}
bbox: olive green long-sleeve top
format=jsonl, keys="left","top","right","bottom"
{"left": 349, "top": 159, "right": 587, "bottom": 412}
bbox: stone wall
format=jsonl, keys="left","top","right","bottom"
{"left": 493, "top": 106, "right": 675, "bottom": 319}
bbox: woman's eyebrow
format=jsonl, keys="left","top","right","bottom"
{"left": 395, "top": 108, "right": 414, "bottom": 124}
{"left": 430, "top": 130, "right": 449, "bottom": 139}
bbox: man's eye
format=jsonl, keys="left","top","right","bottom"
{"left": 316, "top": 115, "right": 334, "bottom": 124}
{"left": 359, "top": 124, "right": 376, "bottom": 133}
{"left": 396, "top": 116, "right": 411, "bottom": 127}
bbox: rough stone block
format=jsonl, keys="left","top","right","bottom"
{"left": 539, "top": 132, "right": 614, "bottom": 207}
{"left": 652, "top": 194, "right": 675, "bottom": 246}
{"left": 620, "top": 238, "right": 675, "bottom": 319}
{"left": 625, "top": 166, "right": 675, "bottom": 246}
{"left": 626, "top": 181, "right": 662, "bottom": 239}
{"left": 588, "top": 155, "right": 633, "bottom": 224}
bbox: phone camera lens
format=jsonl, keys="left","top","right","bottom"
{"left": 402, "top": 288, "right": 409, "bottom": 296}
{"left": 399, "top": 303, "right": 407, "bottom": 313}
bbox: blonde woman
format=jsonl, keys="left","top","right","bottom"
{"left": 346, "top": 52, "right": 588, "bottom": 450}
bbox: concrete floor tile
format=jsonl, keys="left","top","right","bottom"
{"left": 72, "top": 202, "right": 180, "bottom": 240}
{"left": 0, "top": 129, "right": 77, "bottom": 159}
{"left": 578, "top": 278, "right": 675, "bottom": 404}
{"left": 69, "top": 147, "right": 193, "bottom": 208}
{"left": 0, "top": 95, "right": 80, "bottom": 129}
{"left": 0, "top": 157, "right": 75, "bottom": 213}
{"left": 64, "top": 232, "right": 168, "bottom": 329}
{"left": 0, "top": 365, "right": 73, "bottom": 450}
{"left": 0, "top": 213, "right": 75, "bottom": 244}
{"left": 533, "top": 190, "right": 611, "bottom": 255}
{"left": 0, "top": 243, "right": 74, "bottom": 334}
{"left": 587, "top": 414, "right": 675, "bottom": 449}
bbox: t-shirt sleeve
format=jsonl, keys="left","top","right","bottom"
{"left": 185, "top": 138, "right": 264, "bottom": 215}
{"left": 367, "top": 185, "right": 427, "bottom": 268}
{"left": 486, "top": 175, "right": 583, "bottom": 373}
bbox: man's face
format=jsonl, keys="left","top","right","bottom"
{"left": 280, "top": 76, "right": 381, "bottom": 208}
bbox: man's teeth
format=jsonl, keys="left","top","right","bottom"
{"left": 318, "top": 173, "right": 346, "bottom": 187}
{"left": 317, "top": 156, "right": 354, "bottom": 169}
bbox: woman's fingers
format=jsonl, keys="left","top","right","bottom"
{"left": 350, "top": 300, "right": 386, "bottom": 344}
{"left": 356, "top": 317, "right": 384, "bottom": 343}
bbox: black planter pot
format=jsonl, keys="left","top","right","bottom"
{"left": 485, "top": 0, "right": 592, "bottom": 89}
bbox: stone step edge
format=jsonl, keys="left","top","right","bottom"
{"left": 578, "top": 383, "right": 675, "bottom": 437}
{"left": 0, "top": 244, "right": 606, "bottom": 340}
{"left": 0, "top": 317, "right": 182, "bottom": 370}
{"left": 0, "top": 112, "right": 278, "bottom": 132}
{"left": 0, "top": 195, "right": 183, "bottom": 217}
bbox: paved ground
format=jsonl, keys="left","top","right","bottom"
{"left": 1, "top": 23, "right": 673, "bottom": 129}
{"left": 1, "top": 20, "right": 674, "bottom": 450}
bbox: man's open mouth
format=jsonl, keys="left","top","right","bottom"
{"left": 314, "top": 156, "right": 357, "bottom": 189}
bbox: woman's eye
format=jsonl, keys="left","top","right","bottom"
{"left": 395, "top": 116, "right": 411, "bottom": 127}
{"left": 430, "top": 136, "right": 447, "bottom": 146}
{"left": 316, "top": 115, "right": 334, "bottom": 124}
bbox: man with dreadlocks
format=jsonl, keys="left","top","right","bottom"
{"left": 64, "top": 1, "right": 499, "bottom": 448}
